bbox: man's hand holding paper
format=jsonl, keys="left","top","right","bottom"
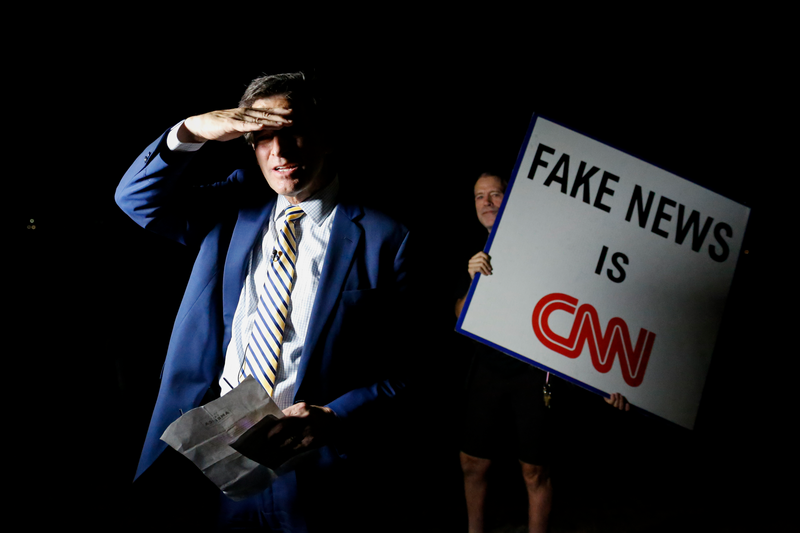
{"left": 231, "top": 402, "right": 338, "bottom": 469}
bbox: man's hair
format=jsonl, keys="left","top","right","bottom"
{"left": 476, "top": 172, "right": 509, "bottom": 193}
{"left": 238, "top": 72, "right": 319, "bottom": 146}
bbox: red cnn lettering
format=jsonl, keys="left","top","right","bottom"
{"left": 532, "top": 293, "right": 656, "bottom": 387}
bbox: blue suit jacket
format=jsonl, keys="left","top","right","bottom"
{"left": 116, "top": 131, "right": 410, "bottom": 480}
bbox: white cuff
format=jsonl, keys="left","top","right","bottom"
{"left": 167, "top": 120, "right": 205, "bottom": 152}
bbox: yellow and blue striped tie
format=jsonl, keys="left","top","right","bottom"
{"left": 243, "top": 205, "right": 305, "bottom": 395}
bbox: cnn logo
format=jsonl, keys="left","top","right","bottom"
{"left": 532, "top": 293, "right": 656, "bottom": 387}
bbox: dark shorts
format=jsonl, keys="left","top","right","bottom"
{"left": 460, "top": 355, "right": 550, "bottom": 466}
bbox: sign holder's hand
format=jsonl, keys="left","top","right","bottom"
{"left": 468, "top": 251, "right": 493, "bottom": 280}
{"left": 605, "top": 392, "right": 631, "bottom": 411}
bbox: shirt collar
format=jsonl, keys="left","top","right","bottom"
{"left": 275, "top": 176, "right": 339, "bottom": 226}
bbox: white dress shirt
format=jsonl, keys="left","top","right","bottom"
{"left": 167, "top": 122, "right": 339, "bottom": 410}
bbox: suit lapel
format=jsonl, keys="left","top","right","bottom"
{"left": 294, "top": 202, "right": 363, "bottom": 397}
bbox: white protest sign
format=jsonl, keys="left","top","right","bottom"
{"left": 456, "top": 115, "right": 750, "bottom": 429}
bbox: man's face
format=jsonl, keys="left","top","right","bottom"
{"left": 474, "top": 175, "right": 505, "bottom": 231}
{"left": 252, "top": 95, "right": 329, "bottom": 204}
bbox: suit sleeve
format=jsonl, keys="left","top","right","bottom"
{"left": 115, "top": 130, "right": 242, "bottom": 247}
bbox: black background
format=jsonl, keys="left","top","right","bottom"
{"left": 13, "top": 11, "right": 790, "bottom": 531}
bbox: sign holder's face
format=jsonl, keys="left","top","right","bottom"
{"left": 474, "top": 175, "right": 506, "bottom": 231}
{"left": 456, "top": 115, "right": 750, "bottom": 430}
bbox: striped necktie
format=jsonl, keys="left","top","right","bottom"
{"left": 242, "top": 205, "right": 305, "bottom": 395}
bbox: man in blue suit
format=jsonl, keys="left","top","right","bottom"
{"left": 116, "top": 72, "right": 411, "bottom": 532}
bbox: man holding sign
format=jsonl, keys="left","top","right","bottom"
{"left": 458, "top": 115, "right": 750, "bottom": 433}
{"left": 456, "top": 172, "right": 628, "bottom": 533}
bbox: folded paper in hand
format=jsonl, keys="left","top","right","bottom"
{"left": 160, "top": 376, "right": 285, "bottom": 501}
